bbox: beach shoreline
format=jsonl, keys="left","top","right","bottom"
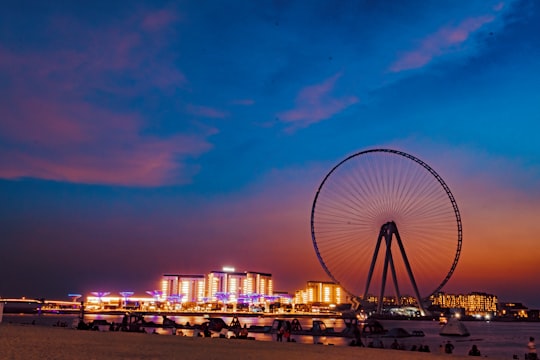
{"left": 0, "top": 323, "right": 473, "bottom": 360}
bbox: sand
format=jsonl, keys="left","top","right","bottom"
{"left": 0, "top": 323, "right": 472, "bottom": 360}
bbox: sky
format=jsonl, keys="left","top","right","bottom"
{"left": 1, "top": 0, "right": 539, "bottom": 308}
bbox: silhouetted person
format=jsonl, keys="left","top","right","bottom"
{"left": 352, "top": 325, "right": 364, "bottom": 347}
{"left": 469, "top": 344, "right": 481, "bottom": 356}
{"left": 203, "top": 323, "right": 211, "bottom": 337}
{"left": 445, "top": 341, "right": 455, "bottom": 354}
{"left": 528, "top": 337, "right": 537, "bottom": 360}
{"left": 276, "top": 327, "right": 284, "bottom": 342}
{"left": 284, "top": 321, "right": 292, "bottom": 342}
{"left": 77, "top": 320, "right": 88, "bottom": 330}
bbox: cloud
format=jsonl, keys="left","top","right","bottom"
{"left": 142, "top": 9, "right": 179, "bottom": 32}
{"left": 0, "top": 96, "right": 213, "bottom": 186}
{"left": 277, "top": 73, "right": 359, "bottom": 130}
{"left": 186, "top": 104, "right": 228, "bottom": 118}
{"left": 230, "top": 99, "right": 255, "bottom": 106}
{"left": 493, "top": 2, "right": 505, "bottom": 12}
{"left": 390, "top": 15, "right": 496, "bottom": 72}
{"left": 0, "top": 9, "right": 212, "bottom": 187}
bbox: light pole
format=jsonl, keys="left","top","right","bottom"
{"left": 119, "top": 291, "right": 134, "bottom": 310}
{"left": 146, "top": 290, "right": 162, "bottom": 311}
{"left": 91, "top": 292, "right": 110, "bottom": 310}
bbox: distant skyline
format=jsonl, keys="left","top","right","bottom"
{"left": 1, "top": 1, "right": 540, "bottom": 308}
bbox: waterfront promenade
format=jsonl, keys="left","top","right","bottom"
{"left": 0, "top": 323, "right": 472, "bottom": 360}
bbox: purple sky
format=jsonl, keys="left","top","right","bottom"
{"left": 1, "top": 0, "right": 540, "bottom": 308}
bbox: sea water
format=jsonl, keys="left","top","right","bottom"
{"left": 374, "top": 319, "right": 539, "bottom": 359}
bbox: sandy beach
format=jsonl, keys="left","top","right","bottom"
{"left": 0, "top": 323, "right": 474, "bottom": 360}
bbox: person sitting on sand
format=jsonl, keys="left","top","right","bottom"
{"left": 468, "top": 344, "right": 481, "bottom": 356}
{"left": 528, "top": 337, "right": 537, "bottom": 360}
{"left": 445, "top": 341, "right": 454, "bottom": 354}
{"left": 239, "top": 324, "right": 249, "bottom": 338}
{"left": 276, "top": 327, "right": 284, "bottom": 342}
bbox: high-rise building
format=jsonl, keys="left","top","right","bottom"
{"left": 179, "top": 275, "right": 206, "bottom": 303}
{"left": 206, "top": 268, "right": 273, "bottom": 303}
{"left": 429, "top": 292, "right": 498, "bottom": 315}
{"left": 162, "top": 267, "right": 274, "bottom": 304}
{"left": 245, "top": 271, "right": 273, "bottom": 297}
{"left": 162, "top": 274, "right": 179, "bottom": 298}
{"left": 161, "top": 274, "right": 205, "bottom": 303}
{"left": 295, "top": 281, "right": 344, "bottom": 305}
{"left": 207, "top": 270, "right": 232, "bottom": 301}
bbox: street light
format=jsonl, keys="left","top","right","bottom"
{"left": 68, "top": 293, "right": 82, "bottom": 302}
{"left": 119, "top": 291, "right": 134, "bottom": 310}
{"left": 91, "top": 292, "right": 110, "bottom": 310}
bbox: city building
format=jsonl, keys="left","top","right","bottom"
{"left": 161, "top": 267, "right": 273, "bottom": 306}
{"left": 429, "top": 292, "right": 498, "bottom": 316}
{"left": 363, "top": 294, "right": 420, "bottom": 306}
{"left": 161, "top": 274, "right": 205, "bottom": 304}
{"left": 206, "top": 268, "right": 273, "bottom": 303}
{"left": 295, "top": 281, "right": 345, "bottom": 307}
{"left": 499, "top": 302, "right": 529, "bottom": 319}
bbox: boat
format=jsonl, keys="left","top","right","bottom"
{"left": 362, "top": 319, "right": 387, "bottom": 337}
{"left": 383, "top": 327, "right": 411, "bottom": 338}
{"left": 244, "top": 324, "right": 272, "bottom": 333}
{"left": 268, "top": 318, "right": 353, "bottom": 338}
{"left": 1, "top": 299, "right": 41, "bottom": 314}
{"left": 439, "top": 318, "right": 470, "bottom": 337}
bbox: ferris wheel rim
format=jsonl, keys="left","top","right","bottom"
{"left": 310, "top": 148, "right": 462, "bottom": 300}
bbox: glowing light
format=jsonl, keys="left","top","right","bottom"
{"left": 68, "top": 293, "right": 82, "bottom": 302}
{"left": 223, "top": 266, "right": 235, "bottom": 272}
{"left": 146, "top": 290, "right": 163, "bottom": 302}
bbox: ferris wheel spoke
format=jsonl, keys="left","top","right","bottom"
{"left": 311, "top": 149, "right": 462, "bottom": 311}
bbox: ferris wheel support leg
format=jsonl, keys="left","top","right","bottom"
{"left": 392, "top": 222, "right": 426, "bottom": 315}
{"left": 387, "top": 250, "right": 402, "bottom": 305}
{"left": 363, "top": 227, "right": 385, "bottom": 300}
{"left": 377, "top": 227, "right": 393, "bottom": 314}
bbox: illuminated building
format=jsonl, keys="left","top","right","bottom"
{"left": 206, "top": 268, "right": 273, "bottom": 303}
{"left": 207, "top": 270, "right": 231, "bottom": 301}
{"left": 363, "top": 295, "right": 419, "bottom": 306}
{"left": 161, "top": 274, "right": 205, "bottom": 303}
{"left": 246, "top": 271, "right": 273, "bottom": 297}
{"left": 87, "top": 266, "right": 275, "bottom": 311}
{"left": 499, "top": 302, "right": 528, "bottom": 318}
{"left": 295, "top": 281, "right": 344, "bottom": 305}
{"left": 294, "top": 289, "right": 308, "bottom": 305}
{"left": 162, "top": 275, "right": 180, "bottom": 298}
{"left": 86, "top": 294, "right": 156, "bottom": 310}
{"left": 430, "top": 292, "right": 498, "bottom": 316}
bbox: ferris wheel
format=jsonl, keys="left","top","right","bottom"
{"left": 310, "top": 149, "right": 462, "bottom": 313}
